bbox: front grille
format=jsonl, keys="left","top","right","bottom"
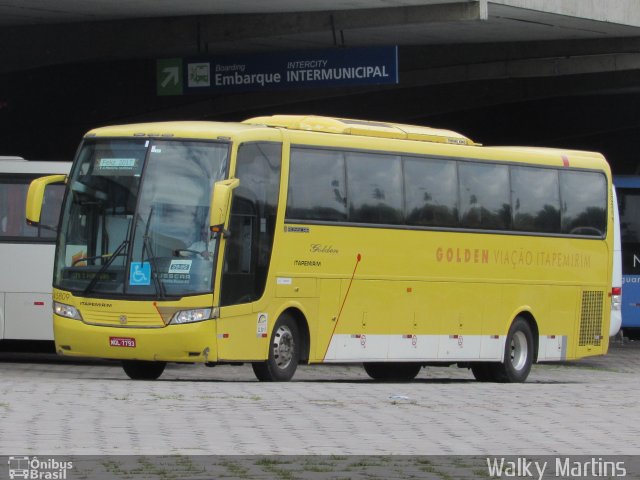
{"left": 81, "top": 310, "right": 165, "bottom": 328}
{"left": 579, "top": 291, "right": 603, "bottom": 347}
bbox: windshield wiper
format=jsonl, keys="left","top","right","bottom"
{"left": 82, "top": 239, "right": 129, "bottom": 296}
{"left": 138, "top": 206, "right": 166, "bottom": 300}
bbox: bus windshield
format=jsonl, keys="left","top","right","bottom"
{"left": 54, "top": 138, "right": 229, "bottom": 298}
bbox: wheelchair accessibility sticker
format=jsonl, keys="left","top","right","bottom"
{"left": 130, "top": 262, "right": 151, "bottom": 286}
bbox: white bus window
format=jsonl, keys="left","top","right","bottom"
{"left": 0, "top": 179, "right": 64, "bottom": 240}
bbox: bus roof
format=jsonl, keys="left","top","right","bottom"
{"left": 0, "top": 159, "right": 70, "bottom": 174}
{"left": 85, "top": 121, "right": 260, "bottom": 140}
{"left": 82, "top": 117, "right": 609, "bottom": 171}
{"left": 243, "top": 115, "right": 479, "bottom": 146}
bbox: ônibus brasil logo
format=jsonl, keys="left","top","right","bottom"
{"left": 8, "top": 456, "right": 73, "bottom": 480}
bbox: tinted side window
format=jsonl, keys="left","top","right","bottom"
{"left": 0, "top": 176, "right": 64, "bottom": 241}
{"left": 618, "top": 188, "right": 640, "bottom": 274}
{"left": 404, "top": 156, "right": 458, "bottom": 227}
{"left": 287, "top": 148, "right": 346, "bottom": 221}
{"left": 459, "top": 162, "right": 511, "bottom": 230}
{"left": 346, "top": 151, "right": 403, "bottom": 225}
{"left": 511, "top": 166, "right": 560, "bottom": 233}
{"left": 560, "top": 171, "right": 606, "bottom": 236}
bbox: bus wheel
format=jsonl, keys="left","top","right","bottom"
{"left": 252, "top": 314, "right": 300, "bottom": 382}
{"left": 470, "top": 363, "right": 495, "bottom": 382}
{"left": 363, "top": 362, "right": 422, "bottom": 381}
{"left": 122, "top": 360, "right": 166, "bottom": 380}
{"left": 490, "top": 317, "right": 534, "bottom": 383}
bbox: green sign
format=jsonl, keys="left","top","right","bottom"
{"left": 156, "top": 58, "right": 183, "bottom": 96}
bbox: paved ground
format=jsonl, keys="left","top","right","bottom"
{"left": 0, "top": 338, "right": 639, "bottom": 461}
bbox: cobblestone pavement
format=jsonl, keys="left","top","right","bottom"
{"left": 0, "top": 339, "right": 639, "bottom": 457}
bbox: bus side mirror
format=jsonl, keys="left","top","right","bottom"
{"left": 209, "top": 178, "right": 239, "bottom": 235}
{"left": 26, "top": 174, "right": 67, "bottom": 226}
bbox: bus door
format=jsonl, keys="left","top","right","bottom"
{"left": 217, "top": 142, "right": 282, "bottom": 360}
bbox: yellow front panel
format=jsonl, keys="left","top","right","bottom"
{"left": 53, "top": 289, "right": 217, "bottom": 362}
{"left": 54, "top": 315, "right": 216, "bottom": 362}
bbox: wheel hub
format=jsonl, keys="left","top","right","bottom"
{"left": 510, "top": 330, "right": 528, "bottom": 371}
{"left": 272, "top": 325, "right": 294, "bottom": 369}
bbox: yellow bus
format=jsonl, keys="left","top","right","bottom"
{"left": 26, "top": 115, "right": 614, "bottom": 383}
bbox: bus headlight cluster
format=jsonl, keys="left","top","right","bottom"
{"left": 170, "top": 308, "right": 212, "bottom": 325}
{"left": 54, "top": 302, "right": 83, "bottom": 320}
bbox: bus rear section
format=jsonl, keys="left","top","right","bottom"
{"left": 0, "top": 159, "right": 69, "bottom": 343}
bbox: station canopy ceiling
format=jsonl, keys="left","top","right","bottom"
{"left": 2, "top": 0, "right": 640, "bottom": 57}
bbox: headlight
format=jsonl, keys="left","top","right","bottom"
{"left": 54, "top": 302, "right": 82, "bottom": 320}
{"left": 170, "top": 308, "right": 212, "bottom": 325}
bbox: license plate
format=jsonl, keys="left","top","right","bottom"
{"left": 109, "top": 336, "right": 136, "bottom": 348}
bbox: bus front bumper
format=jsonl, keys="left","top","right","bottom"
{"left": 53, "top": 315, "right": 217, "bottom": 363}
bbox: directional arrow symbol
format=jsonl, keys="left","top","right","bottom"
{"left": 157, "top": 59, "right": 184, "bottom": 96}
{"left": 161, "top": 67, "right": 179, "bottom": 88}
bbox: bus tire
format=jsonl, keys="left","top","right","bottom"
{"left": 470, "top": 363, "right": 495, "bottom": 382}
{"left": 252, "top": 314, "right": 300, "bottom": 382}
{"left": 489, "top": 317, "right": 534, "bottom": 383}
{"left": 363, "top": 362, "right": 422, "bottom": 381}
{"left": 122, "top": 360, "right": 166, "bottom": 380}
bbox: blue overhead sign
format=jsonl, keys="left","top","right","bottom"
{"left": 157, "top": 47, "right": 398, "bottom": 96}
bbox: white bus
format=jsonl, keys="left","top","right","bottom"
{"left": 0, "top": 158, "right": 69, "bottom": 343}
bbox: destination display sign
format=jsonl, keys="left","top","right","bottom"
{"left": 157, "top": 46, "right": 398, "bottom": 96}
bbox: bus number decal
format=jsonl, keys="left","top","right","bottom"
{"left": 53, "top": 291, "right": 70, "bottom": 302}
{"left": 169, "top": 260, "right": 192, "bottom": 274}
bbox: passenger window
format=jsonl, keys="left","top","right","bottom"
{"left": 511, "top": 166, "right": 560, "bottom": 233}
{"left": 618, "top": 188, "right": 640, "bottom": 274}
{"left": 346, "top": 151, "right": 403, "bottom": 225}
{"left": 404, "top": 156, "right": 458, "bottom": 227}
{"left": 459, "top": 162, "right": 511, "bottom": 230}
{"left": 287, "top": 148, "right": 347, "bottom": 222}
{"left": 560, "top": 171, "right": 606, "bottom": 236}
{"left": 0, "top": 177, "right": 64, "bottom": 241}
